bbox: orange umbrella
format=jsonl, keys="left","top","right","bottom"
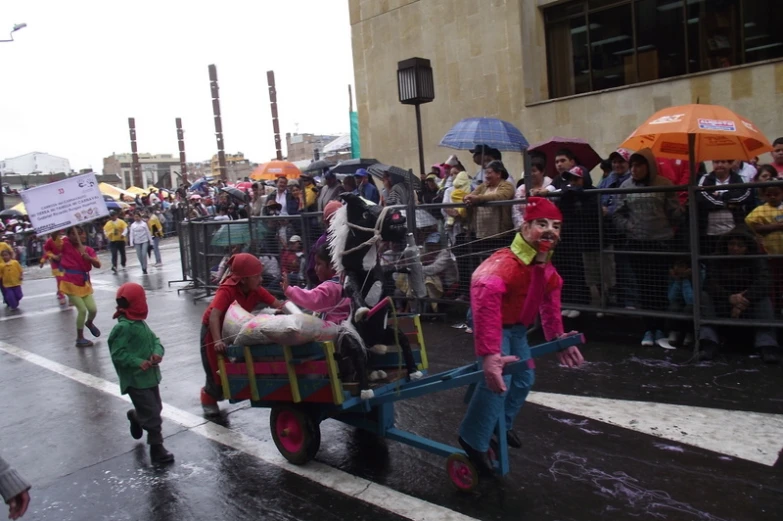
{"left": 619, "top": 104, "right": 773, "bottom": 162}
{"left": 250, "top": 161, "right": 301, "bottom": 181}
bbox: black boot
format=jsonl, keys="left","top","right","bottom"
{"left": 458, "top": 436, "right": 494, "bottom": 476}
{"left": 127, "top": 410, "right": 143, "bottom": 440}
{"left": 506, "top": 430, "right": 522, "bottom": 449}
{"left": 150, "top": 444, "right": 175, "bottom": 464}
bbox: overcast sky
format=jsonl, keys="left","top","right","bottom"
{"left": 0, "top": 0, "right": 354, "bottom": 171}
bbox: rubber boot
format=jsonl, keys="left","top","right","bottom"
{"left": 150, "top": 444, "right": 174, "bottom": 464}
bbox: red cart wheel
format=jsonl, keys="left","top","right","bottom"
{"left": 270, "top": 405, "right": 321, "bottom": 465}
{"left": 446, "top": 453, "right": 478, "bottom": 492}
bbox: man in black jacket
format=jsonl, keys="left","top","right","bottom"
{"left": 697, "top": 159, "right": 752, "bottom": 255}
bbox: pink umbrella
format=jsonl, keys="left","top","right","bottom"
{"left": 527, "top": 137, "right": 603, "bottom": 179}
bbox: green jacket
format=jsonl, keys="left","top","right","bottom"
{"left": 108, "top": 317, "right": 165, "bottom": 394}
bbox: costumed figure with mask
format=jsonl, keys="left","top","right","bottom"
{"left": 457, "top": 197, "right": 585, "bottom": 474}
{"left": 327, "top": 193, "right": 424, "bottom": 399}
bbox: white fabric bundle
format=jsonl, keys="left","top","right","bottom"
{"left": 222, "top": 301, "right": 257, "bottom": 344}
{"left": 234, "top": 313, "right": 339, "bottom": 346}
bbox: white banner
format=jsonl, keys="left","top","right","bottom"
{"left": 21, "top": 173, "right": 110, "bottom": 235}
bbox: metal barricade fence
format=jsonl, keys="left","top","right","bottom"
{"left": 179, "top": 220, "right": 191, "bottom": 279}
{"left": 175, "top": 182, "right": 783, "bottom": 349}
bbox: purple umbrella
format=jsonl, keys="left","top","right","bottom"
{"left": 527, "top": 137, "right": 602, "bottom": 179}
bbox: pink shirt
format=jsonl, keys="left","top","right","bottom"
{"left": 471, "top": 259, "right": 563, "bottom": 357}
{"left": 59, "top": 238, "right": 95, "bottom": 287}
{"left": 284, "top": 281, "right": 350, "bottom": 324}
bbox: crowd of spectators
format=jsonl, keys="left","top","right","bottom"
{"left": 189, "top": 137, "right": 783, "bottom": 363}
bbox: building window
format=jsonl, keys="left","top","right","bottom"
{"left": 544, "top": 0, "right": 783, "bottom": 99}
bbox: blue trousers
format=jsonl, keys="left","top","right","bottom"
{"left": 151, "top": 236, "right": 162, "bottom": 264}
{"left": 459, "top": 325, "right": 534, "bottom": 452}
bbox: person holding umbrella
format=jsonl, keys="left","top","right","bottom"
{"left": 469, "top": 145, "right": 501, "bottom": 191}
{"left": 355, "top": 168, "right": 379, "bottom": 203}
{"left": 463, "top": 160, "right": 515, "bottom": 271}
{"left": 613, "top": 149, "right": 683, "bottom": 347}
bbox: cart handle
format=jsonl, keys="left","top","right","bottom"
{"left": 359, "top": 333, "right": 585, "bottom": 408}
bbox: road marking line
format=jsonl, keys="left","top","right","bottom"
{"left": 0, "top": 341, "right": 479, "bottom": 521}
{"left": 0, "top": 306, "right": 74, "bottom": 322}
{"left": 528, "top": 392, "right": 783, "bottom": 466}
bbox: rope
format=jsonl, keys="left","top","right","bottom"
{"left": 338, "top": 205, "right": 393, "bottom": 258}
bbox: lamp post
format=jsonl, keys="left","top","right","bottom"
{"left": 0, "top": 23, "right": 27, "bottom": 43}
{"left": 0, "top": 23, "right": 26, "bottom": 210}
{"left": 397, "top": 57, "right": 434, "bottom": 178}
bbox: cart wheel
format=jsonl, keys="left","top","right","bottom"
{"left": 446, "top": 453, "right": 478, "bottom": 492}
{"left": 270, "top": 405, "right": 321, "bottom": 465}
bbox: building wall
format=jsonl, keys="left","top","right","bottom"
{"left": 0, "top": 152, "right": 71, "bottom": 175}
{"left": 210, "top": 153, "right": 250, "bottom": 180}
{"left": 103, "top": 153, "right": 182, "bottom": 189}
{"left": 349, "top": 0, "right": 783, "bottom": 180}
{"left": 286, "top": 133, "right": 340, "bottom": 162}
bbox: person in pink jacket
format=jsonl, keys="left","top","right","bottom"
{"left": 282, "top": 244, "right": 350, "bottom": 325}
{"left": 458, "top": 197, "right": 585, "bottom": 475}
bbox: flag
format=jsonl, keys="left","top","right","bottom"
{"left": 350, "top": 111, "right": 361, "bottom": 159}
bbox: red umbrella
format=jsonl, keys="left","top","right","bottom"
{"left": 527, "top": 137, "right": 603, "bottom": 178}
{"left": 235, "top": 181, "right": 253, "bottom": 191}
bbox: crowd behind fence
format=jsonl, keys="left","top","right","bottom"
{"left": 174, "top": 182, "right": 783, "bottom": 353}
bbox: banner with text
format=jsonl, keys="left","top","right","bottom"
{"left": 21, "top": 173, "right": 110, "bottom": 235}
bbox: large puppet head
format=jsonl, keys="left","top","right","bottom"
{"left": 328, "top": 192, "right": 407, "bottom": 274}
{"left": 521, "top": 197, "right": 562, "bottom": 253}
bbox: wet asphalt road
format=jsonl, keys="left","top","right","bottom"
{"left": 1, "top": 239, "right": 782, "bottom": 521}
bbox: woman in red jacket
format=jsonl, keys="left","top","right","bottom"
{"left": 200, "top": 253, "right": 285, "bottom": 415}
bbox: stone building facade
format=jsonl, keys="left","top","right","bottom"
{"left": 349, "top": 0, "right": 783, "bottom": 179}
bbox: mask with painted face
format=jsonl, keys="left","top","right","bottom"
{"left": 521, "top": 197, "right": 563, "bottom": 253}
{"left": 523, "top": 218, "right": 562, "bottom": 253}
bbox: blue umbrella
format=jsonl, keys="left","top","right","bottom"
{"left": 439, "top": 117, "right": 529, "bottom": 152}
{"left": 189, "top": 177, "right": 211, "bottom": 191}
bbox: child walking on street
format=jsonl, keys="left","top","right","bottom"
{"left": 108, "top": 282, "right": 174, "bottom": 464}
{"left": 0, "top": 249, "right": 23, "bottom": 310}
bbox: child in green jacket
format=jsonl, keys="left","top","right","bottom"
{"left": 108, "top": 282, "right": 174, "bottom": 464}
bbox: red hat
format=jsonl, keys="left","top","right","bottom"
{"left": 564, "top": 166, "right": 584, "bottom": 178}
{"left": 223, "top": 253, "right": 263, "bottom": 286}
{"left": 524, "top": 197, "right": 563, "bottom": 222}
{"left": 609, "top": 148, "right": 631, "bottom": 162}
{"left": 113, "top": 282, "right": 148, "bottom": 320}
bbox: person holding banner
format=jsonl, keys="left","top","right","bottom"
{"left": 60, "top": 226, "right": 102, "bottom": 347}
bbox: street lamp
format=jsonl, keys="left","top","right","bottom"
{"left": 0, "top": 23, "right": 27, "bottom": 43}
{"left": 397, "top": 57, "right": 434, "bottom": 178}
{"left": 0, "top": 22, "right": 26, "bottom": 210}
